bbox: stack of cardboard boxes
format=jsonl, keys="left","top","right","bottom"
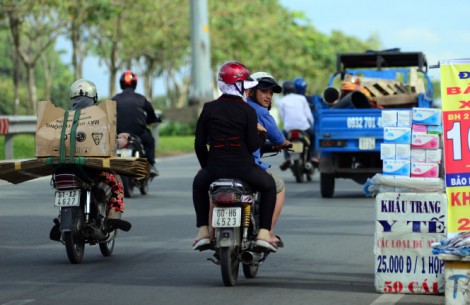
{"left": 381, "top": 108, "right": 442, "bottom": 178}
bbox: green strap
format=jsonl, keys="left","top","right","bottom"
{"left": 59, "top": 111, "right": 69, "bottom": 164}
{"left": 69, "top": 109, "right": 81, "bottom": 163}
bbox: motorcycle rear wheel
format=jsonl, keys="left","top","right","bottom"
{"left": 99, "top": 238, "right": 115, "bottom": 257}
{"left": 220, "top": 247, "right": 240, "bottom": 286}
{"left": 64, "top": 232, "right": 85, "bottom": 264}
{"left": 293, "top": 160, "right": 304, "bottom": 183}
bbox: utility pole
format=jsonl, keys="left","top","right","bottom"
{"left": 188, "top": 0, "right": 213, "bottom": 106}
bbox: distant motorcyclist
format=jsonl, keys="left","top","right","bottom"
{"left": 278, "top": 80, "right": 315, "bottom": 170}
{"left": 50, "top": 79, "right": 131, "bottom": 241}
{"left": 293, "top": 77, "right": 314, "bottom": 110}
{"left": 112, "top": 70, "right": 160, "bottom": 177}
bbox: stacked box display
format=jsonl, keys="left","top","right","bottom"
{"left": 381, "top": 109, "right": 442, "bottom": 178}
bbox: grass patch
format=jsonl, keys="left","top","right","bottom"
{"left": 0, "top": 135, "right": 194, "bottom": 160}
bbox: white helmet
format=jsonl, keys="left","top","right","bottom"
{"left": 70, "top": 79, "right": 98, "bottom": 102}
{"left": 250, "top": 72, "right": 282, "bottom": 93}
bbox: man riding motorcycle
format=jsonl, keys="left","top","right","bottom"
{"left": 49, "top": 79, "right": 131, "bottom": 241}
{"left": 112, "top": 70, "right": 160, "bottom": 177}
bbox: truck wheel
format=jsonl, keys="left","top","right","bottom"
{"left": 320, "top": 173, "right": 335, "bottom": 198}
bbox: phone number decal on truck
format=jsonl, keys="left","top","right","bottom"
{"left": 347, "top": 116, "right": 383, "bottom": 129}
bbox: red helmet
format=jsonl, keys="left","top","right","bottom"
{"left": 120, "top": 70, "right": 138, "bottom": 89}
{"left": 218, "top": 61, "right": 253, "bottom": 85}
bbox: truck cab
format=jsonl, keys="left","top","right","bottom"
{"left": 313, "top": 50, "right": 434, "bottom": 197}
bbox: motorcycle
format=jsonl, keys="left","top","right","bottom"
{"left": 50, "top": 166, "right": 130, "bottom": 264}
{"left": 117, "top": 133, "right": 152, "bottom": 198}
{"left": 286, "top": 129, "right": 314, "bottom": 183}
{"left": 200, "top": 144, "right": 291, "bottom": 286}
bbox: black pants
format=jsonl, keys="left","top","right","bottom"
{"left": 139, "top": 128, "right": 156, "bottom": 166}
{"left": 192, "top": 165, "right": 276, "bottom": 230}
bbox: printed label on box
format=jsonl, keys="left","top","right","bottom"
{"left": 411, "top": 162, "right": 439, "bottom": 178}
{"left": 411, "top": 133, "right": 439, "bottom": 149}
{"left": 384, "top": 127, "right": 411, "bottom": 144}
{"left": 397, "top": 110, "right": 412, "bottom": 127}
{"left": 395, "top": 144, "right": 411, "bottom": 161}
{"left": 412, "top": 108, "right": 442, "bottom": 126}
{"left": 411, "top": 149, "right": 426, "bottom": 162}
{"left": 426, "top": 149, "right": 442, "bottom": 163}
{"left": 382, "top": 110, "right": 398, "bottom": 127}
{"left": 380, "top": 143, "right": 396, "bottom": 160}
{"left": 383, "top": 160, "right": 411, "bottom": 176}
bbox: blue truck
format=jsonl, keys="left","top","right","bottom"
{"left": 312, "top": 50, "right": 435, "bottom": 197}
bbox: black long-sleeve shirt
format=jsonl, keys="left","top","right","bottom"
{"left": 194, "top": 94, "right": 264, "bottom": 168}
{"left": 112, "top": 88, "right": 158, "bottom": 136}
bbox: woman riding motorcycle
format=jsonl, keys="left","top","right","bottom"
{"left": 192, "top": 61, "right": 278, "bottom": 252}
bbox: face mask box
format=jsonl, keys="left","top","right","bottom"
{"left": 426, "top": 149, "right": 442, "bottom": 163}
{"left": 412, "top": 108, "right": 442, "bottom": 126}
{"left": 380, "top": 143, "right": 396, "bottom": 160}
{"left": 383, "top": 160, "right": 411, "bottom": 176}
{"left": 411, "top": 149, "right": 426, "bottom": 162}
{"left": 384, "top": 127, "right": 411, "bottom": 143}
{"left": 382, "top": 110, "right": 398, "bottom": 127}
{"left": 397, "top": 110, "right": 412, "bottom": 127}
{"left": 411, "top": 133, "right": 439, "bottom": 149}
{"left": 395, "top": 144, "right": 411, "bottom": 161}
{"left": 411, "top": 162, "right": 439, "bottom": 178}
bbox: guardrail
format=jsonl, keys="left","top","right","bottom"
{"left": 0, "top": 116, "right": 37, "bottom": 159}
{"left": 0, "top": 111, "right": 161, "bottom": 160}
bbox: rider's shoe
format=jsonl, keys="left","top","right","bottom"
{"left": 150, "top": 165, "right": 159, "bottom": 177}
{"left": 279, "top": 160, "right": 291, "bottom": 171}
{"left": 107, "top": 209, "right": 132, "bottom": 232}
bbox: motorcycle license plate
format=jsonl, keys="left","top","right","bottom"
{"left": 212, "top": 207, "right": 241, "bottom": 228}
{"left": 54, "top": 190, "right": 81, "bottom": 207}
{"left": 117, "top": 148, "right": 133, "bottom": 157}
{"left": 291, "top": 142, "right": 304, "bottom": 153}
{"left": 359, "top": 137, "right": 375, "bottom": 150}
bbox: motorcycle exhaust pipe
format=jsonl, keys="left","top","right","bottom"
{"left": 240, "top": 251, "right": 262, "bottom": 265}
{"left": 305, "top": 162, "right": 313, "bottom": 170}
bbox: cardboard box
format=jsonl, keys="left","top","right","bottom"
{"left": 395, "top": 144, "right": 411, "bottom": 161}
{"left": 411, "top": 162, "right": 439, "bottom": 178}
{"left": 397, "top": 110, "right": 412, "bottom": 127}
{"left": 36, "top": 100, "right": 117, "bottom": 157}
{"left": 382, "top": 110, "right": 398, "bottom": 127}
{"left": 383, "top": 160, "right": 410, "bottom": 176}
{"left": 380, "top": 143, "right": 396, "bottom": 160}
{"left": 426, "top": 149, "right": 442, "bottom": 164}
{"left": 384, "top": 127, "right": 411, "bottom": 144}
{"left": 411, "top": 149, "right": 426, "bottom": 162}
{"left": 411, "top": 133, "right": 439, "bottom": 150}
{"left": 412, "top": 108, "right": 442, "bottom": 126}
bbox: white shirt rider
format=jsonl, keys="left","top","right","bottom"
{"left": 279, "top": 93, "right": 313, "bottom": 132}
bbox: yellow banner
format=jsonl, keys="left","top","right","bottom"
{"left": 440, "top": 60, "right": 470, "bottom": 111}
{"left": 446, "top": 186, "right": 470, "bottom": 234}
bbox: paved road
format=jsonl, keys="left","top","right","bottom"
{"left": 0, "top": 153, "right": 444, "bottom": 305}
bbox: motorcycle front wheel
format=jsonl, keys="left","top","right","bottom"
{"left": 139, "top": 179, "right": 149, "bottom": 195}
{"left": 122, "top": 176, "right": 134, "bottom": 198}
{"left": 220, "top": 247, "right": 240, "bottom": 286}
{"left": 99, "top": 238, "right": 115, "bottom": 257}
{"left": 293, "top": 160, "right": 304, "bottom": 183}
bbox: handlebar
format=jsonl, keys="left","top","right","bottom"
{"left": 261, "top": 143, "right": 293, "bottom": 156}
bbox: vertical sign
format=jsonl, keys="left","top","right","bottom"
{"left": 440, "top": 59, "right": 470, "bottom": 234}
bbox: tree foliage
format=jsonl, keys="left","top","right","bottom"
{"left": 0, "top": 0, "right": 383, "bottom": 115}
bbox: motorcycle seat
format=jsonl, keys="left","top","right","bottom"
{"left": 210, "top": 178, "right": 252, "bottom": 194}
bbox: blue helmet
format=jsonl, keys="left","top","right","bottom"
{"left": 293, "top": 77, "right": 307, "bottom": 95}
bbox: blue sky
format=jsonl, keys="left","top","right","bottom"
{"left": 74, "top": 0, "right": 469, "bottom": 98}
{"left": 280, "top": 0, "right": 470, "bottom": 82}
